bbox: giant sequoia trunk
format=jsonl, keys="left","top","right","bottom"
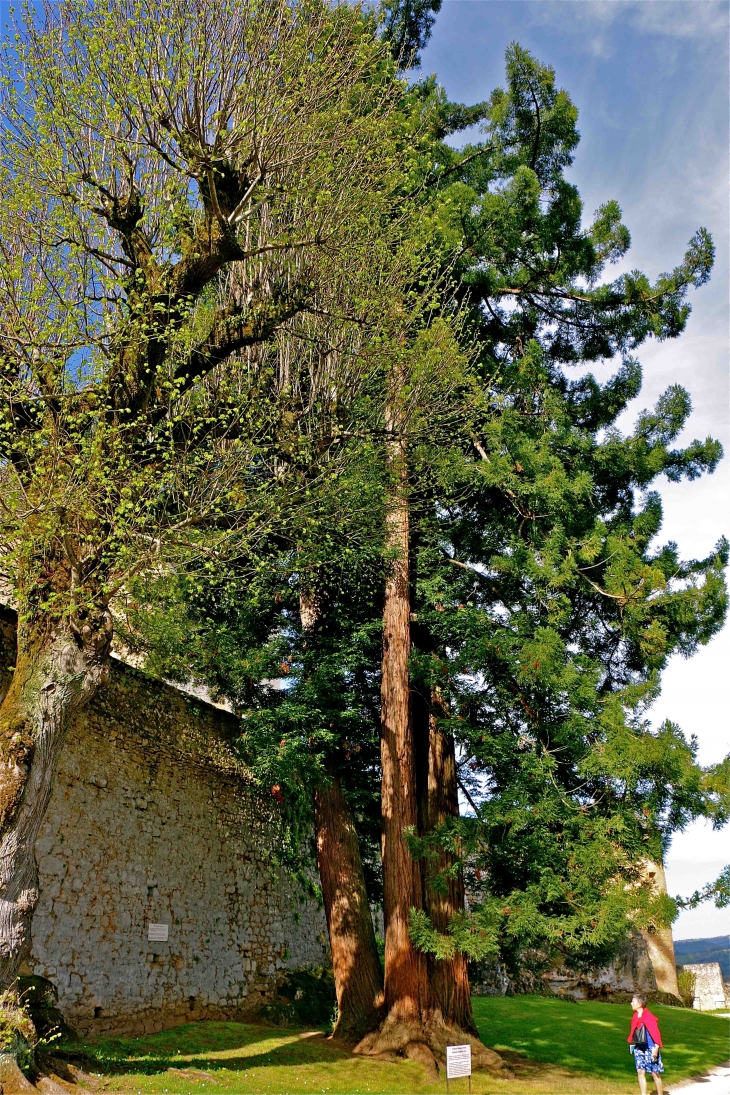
{"left": 423, "top": 699, "right": 477, "bottom": 1034}
{"left": 413, "top": 680, "right": 477, "bottom": 1034}
{"left": 361, "top": 435, "right": 431, "bottom": 1062}
{"left": 300, "top": 593, "right": 383, "bottom": 1039}
{"left": 355, "top": 437, "right": 504, "bottom": 1075}
{"left": 379, "top": 440, "right": 426, "bottom": 1023}
{"left": 352, "top": 413, "right": 506, "bottom": 1075}
{"left": 314, "top": 766, "right": 384, "bottom": 1039}
{"left": 0, "top": 609, "right": 112, "bottom": 987}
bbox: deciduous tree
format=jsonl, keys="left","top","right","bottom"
{"left": 0, "top": 0, "right": 403, "bottom": 987}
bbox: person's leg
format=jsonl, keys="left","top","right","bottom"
{"left": 637, "top": 1069, "right": 648, "bottom": 1095}
{"left": 653, "top": 1071, "right": 664, "bottom": 1095}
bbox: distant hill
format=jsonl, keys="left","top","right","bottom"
{"left": 674, "top": 936, "right": 730, "bottom": 980}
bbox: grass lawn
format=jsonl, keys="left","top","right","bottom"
{"left": 472, "top": 996, "right": 730, "bottom": 1085}
{"left": 60, "top": 997, "right": 729, "bottom": 1095}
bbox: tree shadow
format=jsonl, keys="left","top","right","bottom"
{"left": 55, "top": 1021, "right": 350, "bottom": 1081}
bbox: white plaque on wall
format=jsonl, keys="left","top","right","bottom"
{"left": 147, "top": 922, "right": 169, "bottom": 942}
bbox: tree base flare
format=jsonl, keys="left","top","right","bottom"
{"left": 352, "top": 1013, "right": 510, "bottom": 1079}
{"left": 0, "top": 1059, "right": 38, "bottom": 1094}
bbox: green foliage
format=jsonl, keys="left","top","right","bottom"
{"left": 0, "top": 988, "right": 36, "bottom": 1059}
{"left": 105, "top": 35, "right": 727, "bottom": 977}
{"left": 408, "top": 906, "right": 500, "bottom": 962}
{"left": 677, "top": 967, "right": 696, "bottom": 1009}
{"left": 259, "top": 968, "right": 336, "bottom": 1029}
{"left": 0, "top": 0, "right": 408, "bottom": 637}
{"left": 379, "top": 0, "right": 442, "bottom": 68}
{"left": 398, "top": 44, "right": 728, "bottom": 972}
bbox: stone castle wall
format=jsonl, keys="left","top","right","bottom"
{"left": 0, "top": 610, "right": 328, "bottom": 1036}
{"left": 684, "top": 963, "right": 729, "bottom": 1012}
{"left": 468, "top": 862, "right": 681, "bottom": 1003}
{"left": 471, "top": 931, "right": 661, "bottom": 1000}
{"left": 639, "top": 860, "right": 680, "bottom": 998}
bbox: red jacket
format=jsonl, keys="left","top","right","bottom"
{"left": 628, "top": 1008, "right": 662, "bottom": 1048}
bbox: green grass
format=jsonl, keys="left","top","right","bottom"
{"left": 472, "top": 995, "right": 730, "bottom": 1083}
{"left": 55, "top": 997, "right": 729, "bottom": 1095}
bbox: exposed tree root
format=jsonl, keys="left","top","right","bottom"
{"left": 0, "top": 1055, "right": 88, "bottom": 1094}
{"left": 0, "top": 1059, "right": 37, "bottom": 1094}
{"left": 353, "top": 1012, "right": 510, "bottom": 1079}
{"left": 34, "top": 1074, "right": 72, "bottom": 1095}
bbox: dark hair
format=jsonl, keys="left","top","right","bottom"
{"left": 632, "top": 994, "right": 646, "bottom": 1006}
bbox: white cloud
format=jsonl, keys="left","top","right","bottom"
{"left": 513, "top": 0, "right": 728, "bottom": 65}
{"left": 630, "top": 0, "right": 729, "bottom": 40}
{"left": 525, "top": 0, "right": 729, "bottom": 42}
{"left": 665, "top": 820, "right": 729, "bottom": 940}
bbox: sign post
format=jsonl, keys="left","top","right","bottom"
{"left": 446, "top": 1044, "right": 472, "bottom": 1095}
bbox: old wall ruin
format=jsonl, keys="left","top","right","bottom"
{"left": 470, "top": 862, "right": 681, "bottom": 1002}
{"left": 0, "top": 610, "right": 328, "bottom": 1037}
{"left": 684, "top": 963, "right": 729, "bottom": 1012}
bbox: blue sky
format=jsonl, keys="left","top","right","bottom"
{"left": 421, "top": 0, "right": 729, "bottom": 940}
{"left": 1, "top": 0, "right": 725, "bottom": 939}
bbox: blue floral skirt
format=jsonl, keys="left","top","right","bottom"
{"left": 632, "top": 1047, "right": 664, "bottom": 1074}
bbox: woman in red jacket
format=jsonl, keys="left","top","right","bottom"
{"left": 628, "top": 994, "right": 664, "bottom": 1095}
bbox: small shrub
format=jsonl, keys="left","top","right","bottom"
{"left": 260, "top": 967, "right": 336, "bottom": 1029}
{"left": 0, "top": 988, "right": 37, "bottom": 1070}
{"left": 677, "top": 966, "right": 696, "bottom": 1009}
{"left": 17, "top": 976, "right": 74, "bottom": 1041}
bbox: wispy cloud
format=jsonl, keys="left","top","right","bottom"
{"left": 630, "top": 0, "right": 729, "bottom": 41}
{"left": 527, "top": 1, "right": 728, "bottom": 57}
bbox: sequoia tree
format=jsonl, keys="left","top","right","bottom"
{"left": 401, "top": 46, "right": 727, "bottom": 980}
{"left": 0, "top": 0, "right": 404, "bottom": 988}
{"left": 357, "top": 42, "right": 724, "bottom": 1058}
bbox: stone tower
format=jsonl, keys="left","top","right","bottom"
{"left": 640, "top": 858, "right": 680, "bottom": 998}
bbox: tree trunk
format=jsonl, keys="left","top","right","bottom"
{"left": 300, "top": 591, "right": 384, "bottom": 1040}
{"left": 354, "top": 435, "right": 440, "bottom": 1069}
{"left": 354, "top": 456, "right": 505, "bottom": 1074}
{"left": 424, "top": 694, "right": 477, "bottom": 1034}
{"left": 413, "top": 679, "right": 477, "bottom": 1034}
{"left": 378, "top": 437, "right": 428, "bottom": 1021}
{"left": 314, "top": 766, "right": 384, "bottom": 1039}
{"left": 352, "top": 377, "right": 506, "bottom": 1073}
{"left": 354, "top": 440, "right": 506, "bottom": 1074}
{"left": 0, "top": 612, "right": 112, "bottom": 987}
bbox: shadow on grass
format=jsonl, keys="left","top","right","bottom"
{"left": 58, "top": 1022, "right": 346, "bottom": 1080}
{"left": 49, "top": 1002, "right": 729, "bottom": 1095}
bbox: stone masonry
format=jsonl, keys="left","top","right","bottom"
{"left": 470, "top": 860, "right": 681, "bottom": 1002}
{"left": 683, "top": 963, "right": 729, "bottom": 1012}
{"left": 0, "top": 609, "right": 328, "bottom": 1037}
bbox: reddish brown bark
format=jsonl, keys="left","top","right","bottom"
{"left": 412, "top": 680, "right": 476, "bottom": 1034}
{"left": 300, "top": 591, "right": 383, "bottom": 1039}
{"left": 378, "top": 438, "right": 428, "bottom": 1025}
{"left": 354, "top": 419, "right": 505, "bottom": 1076}
{"left": 314, "top": 766, "right": 384, "bottom": 1039}
{"left": 424, "top": 695, "right": 476, "bottom": 1034}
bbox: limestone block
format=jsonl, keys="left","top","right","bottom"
{"left": 39, "top": 856, "right": 67, "bottom": 879}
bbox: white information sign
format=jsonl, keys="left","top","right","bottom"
{"left": 446, "top": 1044, "right": 471, "bottom": 1079}
{"left": 147, "top": 922, "right": 169, "bottom": 942}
